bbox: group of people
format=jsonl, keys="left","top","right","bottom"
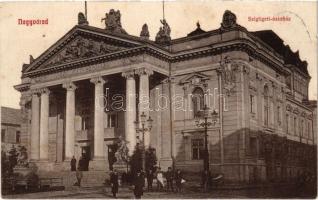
{"left": 109, "top": 167, "right": 185, "bottom": 198}
{"left": 151, "top": 167, "right": 184, "bottom": 193}
{"left": 71, "top": 155, "right": 89, "bottom": 172}
{"left": 70, "top": 155, "right": 90, "bottom": 187}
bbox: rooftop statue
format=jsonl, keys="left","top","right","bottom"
{"left": 155, "top": 19, "right": 171, "bottom": 44}
{"left": 221, "top": 10, "right": 237, "bottom": 29}
{"left": 101, "top": 9, "right": 127, "bottom": 34}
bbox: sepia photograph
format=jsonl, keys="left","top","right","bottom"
{"left": 0, "top": 1, "right": 317, "bottom": 199}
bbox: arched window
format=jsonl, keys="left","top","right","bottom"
{"left": 192, "top": 87, "right": 204, "bottom": 118}
{"left": 264, "top": 85, "right": 269, "bottom": 126}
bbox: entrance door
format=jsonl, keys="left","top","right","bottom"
{"left": 81, "top": 146, "right": 91, "bottom": 171}
{"left": 108, "top": 144, "right": 117, "bottom": 170}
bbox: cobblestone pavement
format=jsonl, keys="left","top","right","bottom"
{"left": 3, "top": 185, "right": 316, "bottom": 199}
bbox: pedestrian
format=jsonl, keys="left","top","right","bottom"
{"left": 75, "top": 166, "right": 83, "bottom": 187}
{"left": 146, "top": 169, "right": 154, "bottom": 191}
{"left": 71, "top": 156, "right": 76, "bottom": 171}
{"left": 110, "top": 169, "right": 119, "bottom": 198}
{"left": 174, "top": 169, "right": 183, "bottom": 192}
{"left": 78, "top": 156, "right": 84, "bottom": 171}
{"left": 156, "top": 167, "right": 164, "bottom": 191}
{"left": 165, "top": 167, "right": 174, "bottom": 192}
{"left": 201, "top": 170, "right": 211, "bottom": 192}
{"left": 134, "top": 171, "right": 144, "bottom": 199}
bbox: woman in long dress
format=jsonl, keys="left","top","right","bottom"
{"left": 156, "top": 167, "right": 165, "bottom": 191}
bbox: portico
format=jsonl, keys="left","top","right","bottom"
{"left": 26, "top": 64, "right": 163, "bottom": 170}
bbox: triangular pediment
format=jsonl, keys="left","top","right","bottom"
{"left": 179, "top": 72, "right": 210, "bottom": 85}
{"left": 24, "top": 25, "right": 142, "bottom": 73}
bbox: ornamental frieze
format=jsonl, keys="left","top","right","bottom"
{"left": 42, "top": 35, "right": 127, "bottom": 68}
{"left": 32, "top": 56, "right": 144, "bottom": 83}
{"left": 293, "top": 107, "right": 299, "bottom": 114}
{"left": 218, "top": 56, "right": 245, "bottom": 96}
{"left": 286, "top": 104, "right": 292, "bottom": 111}
{"left": 301, "top": 112, "right": 306, "bottom": 117}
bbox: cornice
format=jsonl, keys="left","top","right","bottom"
{"left": 286, "top": 97, "right": 314, "bottom": 113}
{"left": 14, "top": 83, "right": 30, "bottom": 92}
{"left": 22, "top": 38, "right": 288, "bottom": 79}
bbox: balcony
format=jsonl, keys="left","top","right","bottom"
{"left": 104, "top": 127, "right": 115, "bottom": 139}
{"left": 75, "top": 128, "right": 118, "bottom": 141}
{"left": 76, "top": 130, "right": 90, "bottom": 141}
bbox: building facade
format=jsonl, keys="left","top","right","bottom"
{"left": 14, "top": 9, "right": 316, "bottom": 183}
{"left": 1, "top": 107, "right": 22, "bottom": 152}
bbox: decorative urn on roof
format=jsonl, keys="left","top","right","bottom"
{"left": 78, "top": 12, "right": 88, "bottom": 25}
{"left": 140, "top": 23, "right": 150, "bottom": 40}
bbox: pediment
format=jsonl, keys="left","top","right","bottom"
{"left": 24, "top": 26, "right": 142, "bottom": 73}
{"left": 179, "top": 72, "right": 210, "bottom": 85}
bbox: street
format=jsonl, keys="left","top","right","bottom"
{"left": 3, "top": 184, "right": 316, "bottom": 199}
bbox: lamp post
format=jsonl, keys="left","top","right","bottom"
{"left": 134, "top": 112, "right": 153, "bottom": 171}
{"left": 195, "top": 105, "right": 218, "bottom": 172}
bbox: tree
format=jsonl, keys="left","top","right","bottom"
{"left": 129, "top": 144, "right": 143, "bottom": 174}
{"left": 8, "top": 145, "right": 18, "bottom": 174}
{"left": 145, "top": 147, "right": 157, "bottom": 171}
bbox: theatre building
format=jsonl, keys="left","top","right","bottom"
{"left": 14, "top": 9, "right": 316, "bottom": 183}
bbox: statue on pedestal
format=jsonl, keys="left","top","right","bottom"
{"left": 114, "top": 136, "right": 129, "bottom": 164}
{"left": 155, "top": 19, "right": 171, "bottom": 44}
{"left": 101, "top": 9, "right": 127, "bottom": 34}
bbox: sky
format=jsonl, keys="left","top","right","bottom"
{"left": 0, "top": 1, "right": 317, "bottom": 109}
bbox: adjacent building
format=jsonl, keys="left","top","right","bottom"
{"left": 1, "top": 107, "right": 22, "bottom": 151}
{"left": 14, "top": 9, "right": 316, "bottom": 183}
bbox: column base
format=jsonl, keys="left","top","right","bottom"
{"left": 159, "top": 157, "right": 173, "bottom": 171}
{"left": 89, "top": 158, "right": 109, "bottom": 171}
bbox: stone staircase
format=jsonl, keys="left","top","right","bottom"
{"left": 37, "top": 170, "right": 109, "bottom": 188}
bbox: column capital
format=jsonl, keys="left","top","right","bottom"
{"left": 62, "top": 82, "right": 77, "bottom": 91}
{"left": 38, "top": 88, "right": 51, "bottom": 95}
{"left": 135, "top": 68, "right": 153, "bottom": 76}
{"left": 90, "top": 77, "right": 106, "bottom": 85}
{"left": 122, "top": 70, "right": 135, "bottom": 79}
{"left": 30, "top": 89, "right": 41, "bottom": 95}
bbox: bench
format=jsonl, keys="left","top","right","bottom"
{"left": 39, "top": 177, "right": 63, "bottom": 189}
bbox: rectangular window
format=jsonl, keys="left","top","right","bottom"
{"left": 249, "top": 137, "right": 257, "bottom": 156}
{"left": 16, "top": 131, "right": 21, "bottom": 143}
{"left": 277, "top": 106, "right": 281, "bottom": 125}
{"left": 250, "top": 95, "right": 255, "bottom": 114}
{"left": 308, "top": 122, "right": 312, "bottom": 139}
{"left": 286, "top": 114, "right": 289, "bottom": 134}
{"left": 191, "top": 139, "right": 204, "bottom": 160}
{"left": 82, "top": 116, "right": 90, "bottom": 130}
{"left": 1, "top": 129, "right": 5, "bottom": 142}
{"left": 294, "top": 117, "right": 297, "bottom": 136}
{"left": 107, "top": 113, "right": 117, "bottom": 128}
{"left": 264, "top": 105, "right": 269, "bottom": 126}
{"left": 300, "top": 119, "right": 304, "bottom": 138}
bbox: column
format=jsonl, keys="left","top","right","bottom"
{"left": 122, "top": 70, "right": 136, "bottom": 155}
{"left": 30, "top": 90, "right": 40, "bottom": 160}
{"left": 136, "top": 68, "right": 153, "bottom": 147}
{"left": 90, "top": 77, "right": 106, "bottom": 159}
{"left": 39, "top": 88, "right": 50, "bottom": 160}
{"left": 62, "top": 82, "right": 77, "bottom": 160}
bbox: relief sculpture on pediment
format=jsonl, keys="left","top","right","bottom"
{"left": 45, "top": 36, "right": 127, "bottom": 67}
